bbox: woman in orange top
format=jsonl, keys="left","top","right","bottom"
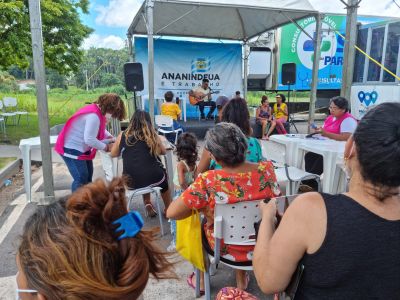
{"left": 167, "top": 122, "right": 279, "bottom": 293}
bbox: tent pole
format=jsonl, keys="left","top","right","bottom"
{"left": 340, "top": 0, "right": 359, "bottom": 109}
{"left": 146, "top": 0, "right": 155, "bottom": 122}
{"left": 308, "top": 13, "right": 323, "bottom": 133}
{"left": 243, "top": 41, "right": 248, "bottom": 101}
{"left": 28, "top": 0, "right": 55, "bottom": 204}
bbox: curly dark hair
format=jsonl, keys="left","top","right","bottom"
{"left": 221, "top": 97, "right": 251, "bottom": 136}
{"left": 175, "top": 132, "right": 198, "bottom": 167}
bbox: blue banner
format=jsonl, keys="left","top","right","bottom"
{"left": 135, "top": 37, "right": 242, "bottom": 118}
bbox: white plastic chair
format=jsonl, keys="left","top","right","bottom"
{"left": 197, "top": 195, "right": 300, "bottom": 300}
{"left": 262, "top": 141, "right": 321, "bottom": 194}
{"left": 99, "top": 151, "right": 167, "bottom": 236}
{"left": 155, "top": 115, "right": 183, "bottom": 144}
{"left": 198, "top": 199, "right": 260, "bottom": 300}
{"left": 126, "top": 186, "right": 166, "bottom": 236}
{"left": 0, "top": 99, "right": 17, "bottom": 125}
{"left": 2, "top": 97, "right": 28, "bottom": 125}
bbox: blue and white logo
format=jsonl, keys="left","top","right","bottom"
{"left": 191, "top": 58, "right": 211, "bottom": 73}
{"left": 358, "top": 91, "right": 378, "bottom": 106}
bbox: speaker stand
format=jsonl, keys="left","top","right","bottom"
{"left": 287, "top": 84, "right": 299, "bottom": 133}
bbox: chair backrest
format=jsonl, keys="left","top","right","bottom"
{"left": 3, "top": 97, "right": 17, "bottom": 108}
{"left": 214, "top": 200, "right": 261, "bottom": 246}
{"left": 155, "top": 115, "right": 173, "bottom": 127}
{"left": 214, "top": 194, "right": 299, "bottom": 246}
{"left": 261, "top": 141, "right": 286, "bottom": 165}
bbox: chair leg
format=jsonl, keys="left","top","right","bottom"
{"left": 204, "top": 268, "right": 211, "bottom": 300}
{"left": 195, "top": 268, "right": 201, "bottom": 298}
{"left": 154, "top": 190, "right": 165, "bottom": 236}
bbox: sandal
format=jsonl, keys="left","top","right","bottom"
{"left": 144, "top": 203, "right": 157, "bottom": 218}
{"left": 262, "top": 135, "right": 269, "bottom": 141}
{"left": 187, "top": 272, "right": 205, "bottom": 296}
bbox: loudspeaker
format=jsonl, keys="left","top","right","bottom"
{"left": 247, "top": 78, "right": 266, "bottom": 91}
{"left": 281, "top": 63, "right": 296, "bottom": 85}
{"left": 124, "top": 63, "right": 144, "bottom": 91}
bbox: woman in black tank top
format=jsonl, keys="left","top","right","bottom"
{"left": 249, "top": 103, "right": 400, "bottom": 299}
{"left": 111, "top": 110, "right": 172, "bottom": 217}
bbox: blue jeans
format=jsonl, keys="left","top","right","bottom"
{"left": 62, "top": 147, "right": 93, "bottom": 192}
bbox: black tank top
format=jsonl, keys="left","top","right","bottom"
{"left": 119, "top": 132, "right": 165, "bottom": 189}
{"left": 296, "top": 193, "right": 400, "bottom": 300}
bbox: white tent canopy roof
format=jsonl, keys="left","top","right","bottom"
{"left": 128, "top": 0, "right": 318, "bottom": 41}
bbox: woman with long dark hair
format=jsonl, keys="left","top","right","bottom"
{"left": 252, "top": 103, "right": 400, "bottom": 299}
{"left": 111, "top": 110, "right": 172, "bottom": 217}
{"left": 196, "top": 97, "right": 263, "bottom": 176}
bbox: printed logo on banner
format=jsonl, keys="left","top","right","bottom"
{"left": 358, "top": 91, "right": 378, "bottom": 106}
{"left": 191, "top": 58, "right": 211, "bottom": 73}
{"left": 294, "top": 16, "right": 344, "bottom": 70}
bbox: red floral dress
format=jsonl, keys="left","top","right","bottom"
{"left": 180, "top": 161, "right": 280, "bottom": 262}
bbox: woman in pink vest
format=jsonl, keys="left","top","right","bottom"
{"left": 303, "top": 96, "right": 357, "bottom": 191}
{"left": 55, "top": 93, "right": 126, "bottom": 192}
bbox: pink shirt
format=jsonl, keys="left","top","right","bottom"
{"left": 323, "top": 112, "right": 356, "bottom": 134}
{"left": 55, "top": 104, "right": 106, "bottom": 160}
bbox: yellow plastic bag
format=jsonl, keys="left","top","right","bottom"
{"left": 176, "top": 210, "right": 205, "bottom": 272}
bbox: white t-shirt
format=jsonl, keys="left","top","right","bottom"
{"left": 340, "top": 117, "right": 358, "bottom": 133}
{"left": 64, "top": 113, "right": 110, "bottom": 152}
{"left": 193, "top": 86, "right": 211, "bottom": 102}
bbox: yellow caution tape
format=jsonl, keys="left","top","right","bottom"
{"left": 334, "top": 30, "right": 400, "bottom": 81}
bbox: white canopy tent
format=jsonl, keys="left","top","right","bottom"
{"left": 127, "top": 0, "right": 322, "bottom": 127}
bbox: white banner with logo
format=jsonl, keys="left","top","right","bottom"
{"left": 350, "top": 84, "right": 400, "bottom": 119}
{"left": 135, "top": 37, "right": 242, "bottom": 118}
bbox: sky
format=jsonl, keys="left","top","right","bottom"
{"left": 81, "top": 0, "right": 400, "bottom": 50}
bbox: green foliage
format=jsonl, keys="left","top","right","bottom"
{"left": 100, "top": 73, "right": 122, "bottom": 87}
{"left": 0, "top": 0, "right": 92, "bottom": 74}
{"left": 46, "top": 69, "right": 67, "bottom": 89}
{"left": 74, "top": 48, "right": 130, "bottom": 89}
{"left": 0, "top": 71, "right": 18, "bottom": 92}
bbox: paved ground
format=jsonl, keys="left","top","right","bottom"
{"left": 0, "top": 121, "right": 318, "bottom": 300}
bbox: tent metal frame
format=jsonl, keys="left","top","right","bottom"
{"left": 127, "top": 0, "right": 322, "bottom": 127}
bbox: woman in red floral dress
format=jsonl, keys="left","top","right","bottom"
{"left": 167, "top": 122, "right": 280, "bottom": 292}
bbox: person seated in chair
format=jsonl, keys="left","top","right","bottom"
{"left": 302, "top": 96, "right": 357, "bottom": 191}
{"left": 256, "top": 95, "right": 274, "bottom": 140}
{"left": 267, "top": 94, "right": 288, "bottom": 136}
{"left": 160, "top": 91, "right": 184, "bottom": 143}
{"left": 167, "top": 123, "right": 280, "bottom": 293}
{"left": 189, "top": 78, "right": 216, "bottom": 120}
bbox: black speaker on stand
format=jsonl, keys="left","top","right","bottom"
{"left": 281, "top": 63, "right": 298, "bottom": 133}
{"left": 123, "top": 63, "right": 144, "bottom": 111}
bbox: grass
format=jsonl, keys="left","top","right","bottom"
{"left": 0, "top": 87, "right": 104, "bottom": 118}
{"left": 1, "top": 113, "right": 68, "bottom": 145}
{"left": 0, "top": 87, "right": 312, "bottom": 145}
{"left": 0, "top": 157, "right": 17, "bottom": 170}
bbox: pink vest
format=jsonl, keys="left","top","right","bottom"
{"left": 323, "top": 112, "right": 356, "bottom": 134}
{"left": 55, "top": 104, "right": 106, "bottom": 160}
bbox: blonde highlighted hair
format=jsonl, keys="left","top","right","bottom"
{"left": 125, "top": 110, "right": 161, "bottom": 157}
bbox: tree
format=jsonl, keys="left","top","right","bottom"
{"left": 74, "top": 47, "right": 130, "bottom": 89}
{"left": 47, "top": 69, "right": 67, "bottom": 89}
{"left": 0, "top": 0, "right": 92, "bottom": 74}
